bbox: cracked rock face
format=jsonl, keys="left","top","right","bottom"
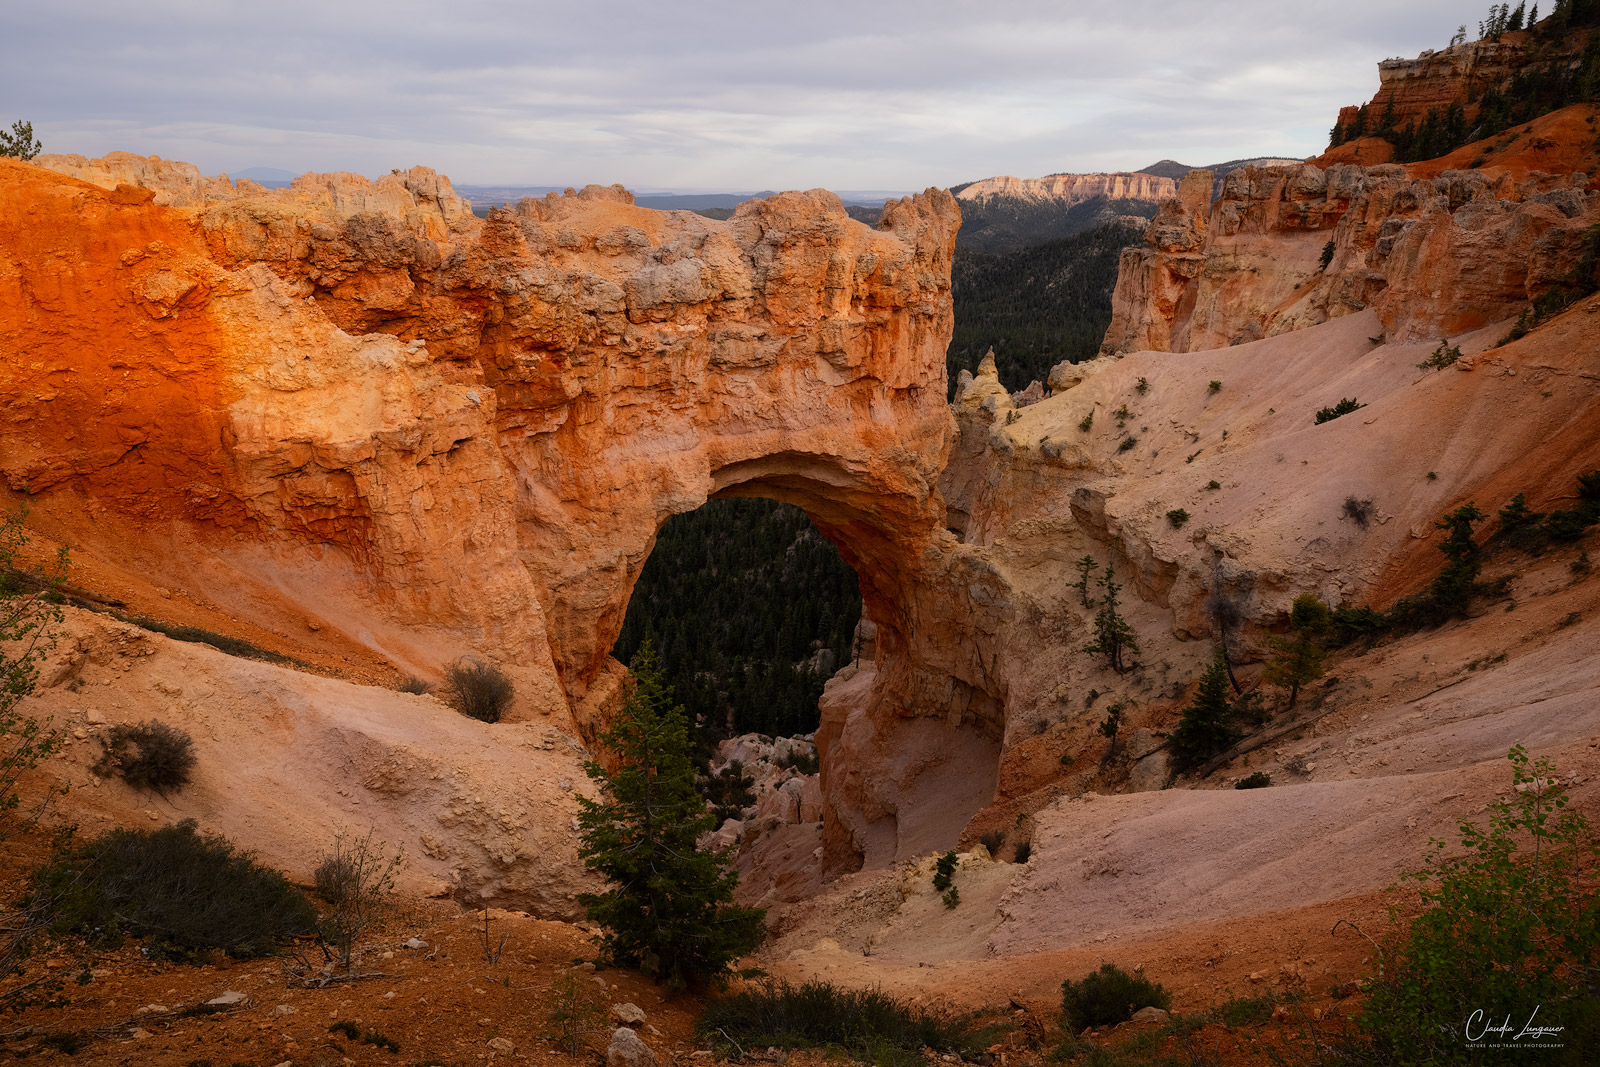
{"left": 3, "top": 154, "right": 1000, "bottom": 869}
{"left": 1101, "top": 161, "right": 1600, "bottom": 356}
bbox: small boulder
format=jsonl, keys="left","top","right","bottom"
{"left": 607, "top": 1027, "right": 658, "bottom": 1067}
{"left": 488, "top": 1036, "right": 516, "bottom": 1053}
{"left": 403, "top": 937, "right": 428, "bottom": 950}
{"left": 613, "top": 1002, "right": 647, "bottom": 1025}
{"left": 1129, "top": 1006, "right": 1170, "bottom": 1025}
{"left": 205, "top": 990, "right": 248, "bottom": 1007}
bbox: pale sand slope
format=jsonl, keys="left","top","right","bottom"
{"left": 23, "top": 608, "right": 601, "bottom": 917}
{"left": 760, "top": 540, "right": 1600, "bottom": 1009}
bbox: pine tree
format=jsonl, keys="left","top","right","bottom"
{"left": 1261, "top": 594, "right": 1331, "bottom": 709}
{"left": 1097, "top": 702, "right": 1125, "bottom": 763}
{"left": 1083, "top": 562, "right": 1139, "bottom": 674}
{"left": 0, "top": 121, "right": 42, "bottom": 162}
{"left": 1428, "top": 502, "right": 1487, "bottom": 618}
{"left": 1073, "top": 554, "right": 1098, "bottom": 608}
{"left": 576, "top": 641, "right": 764, "bottom": 990}
{"left": 1169, "top": 649, "right": 1237, "bottom": 772}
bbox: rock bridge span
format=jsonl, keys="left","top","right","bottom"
{"left": 0, "top": 156, "right": 1007, "bottom": 869}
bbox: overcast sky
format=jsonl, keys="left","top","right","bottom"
{"left": 5, "top": 0, "right": 1468, "bottom": 192}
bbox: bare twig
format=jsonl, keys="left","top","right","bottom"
{"left": 1331, "top": 919, "right": 1385, "bottom": 979}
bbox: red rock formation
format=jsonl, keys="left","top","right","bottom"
{"left": 0, "top": 157, "right": 965, "bottom": 817}
{"left": 1321, "top": 19, "right": 1599, "bottom": 159}
{"left": 1101, "top": 159, "right": 1599, "bottom": 355}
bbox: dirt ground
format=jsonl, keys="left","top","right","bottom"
{"left": 0, "top": 807, "right": 1381, "bottom": 1067}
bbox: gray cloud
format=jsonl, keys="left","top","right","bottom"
{"left": 4, "top": 0, "right": 1466, "bottom": 190}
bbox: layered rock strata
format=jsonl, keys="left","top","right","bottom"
{"left": 956, "top": 172, "right": 1175, "bottom": 205}
{"left": 1101, "top": 161, "right": 1600, "bottom": 355}
{"left": 2, "top": 154, "right": 990, "bottom": 872}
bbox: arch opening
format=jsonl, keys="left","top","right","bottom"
{"left": 611, "top": 495, "right": 863, "bottom": 747}
{"left": 593, "top": 459, "right": 1010, "bottom": 882}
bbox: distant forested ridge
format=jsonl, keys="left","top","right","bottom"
{"left": 613, "top": 497, "right": 861, "bottom": 745}
{"left": 947, "top": 220, "right": 1143, "bottom": 395}
{"left": 952, "top": 196, "right": 1157, "bottom": 255}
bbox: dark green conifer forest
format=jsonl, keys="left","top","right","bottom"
{"left": 613, "top": 498, "right": 862, "bottom": 746}
{"left": 947, "top": 221, "right": 1142, "bottom": 396}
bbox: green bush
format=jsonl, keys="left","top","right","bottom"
{"left": 92, "top": 720, "right": 196, "bottom": 794}
{"left": 1060, "top": 963, "right": 1172, "bottom": 1031}
{"left": 774, "top": 747, "right": 820, "bottom": 775}
{"left": 443, "top": 657, "right": 515, "bottom": 723}
{"left": 1117, "top": 435, "right": 1139, "bottom": 453}
{"left": 1417, "top": 339, "right": 1462, "bottom": 371}
{"left": 1166, "top": 508, "right": 1189, "bottom": 529}
{"left": 1315, "top": 397, "right": 1366, "bottom": 424}
{"left": 932, "top": 851, "right": 958, "bottom": 892}
{"left": 28, "top": 820, "right": 316, "bottom": 961}
{"left": 1208, "top": 380, "right": 1222, "bottom": 394}
{"left": 1320, "top": 239, "right": 1336, "bottom": 270}
{"left": 397, "top": 676, "right": 431, "bottom": 695}
{"left": 1357, "top": 747, "right": 1600, "bottom": 1064}
{"left": 329, "top": 1020, "right": 400, "bottom": 1053}
{"left": 1235, "top": 772, "right": 1271, "bottom": 789}
{"left": 0, "top": 504, "right": 69, "bottom": 843}
{"left": 1212, "top": 993, "right": 1276, "bottom": 1027}
{"left": 699, "top": 979, "right": 965, "bottom": 1060}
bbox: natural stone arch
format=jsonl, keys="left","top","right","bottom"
{"left": 0, "top": 159, "right": 1007, "bottom": 871}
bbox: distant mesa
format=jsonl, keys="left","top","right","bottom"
{"left": 954, "top": 171, "right": 1176, "bottom": 205}
{"left": 950, "top": 158, "right": 1305, "bottom": 252}
{"left": 455, "top": 186, "right": 895, "bottom": 220}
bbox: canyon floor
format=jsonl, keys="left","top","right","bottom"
{"left": 6, "top": 499, "right": 1595, "bottom": 1064}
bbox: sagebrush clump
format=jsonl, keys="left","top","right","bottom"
{"left": 700, "top": 979, "right": 968, "bottom": 1062}
{"left": 1060, "top": 963, "right": 1172, "bottom": 1030}
{"left": 92, "top": 720, "right": 196, "bottom": 794}
{"left": 27, "top": 820, "right": 317, "bottom": 961}
{"left": 443, "top": 657, "right": 515, "bottom": 723}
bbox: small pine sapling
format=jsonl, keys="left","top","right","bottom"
{"left": 1073, "top": 554, "right": 1098, "bottom": 608}
{"left": 1083, "top": 562, "right": 1139, "bottom": 674}
{"left": 1261, "top": 594, "right": 1331, "bottom": 708}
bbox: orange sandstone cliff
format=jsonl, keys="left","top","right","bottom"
{"left": 1099, "top": 158, "right": 1599, "bottom": 355}
{"left": 2, "top": 154, "right": 1005, "bottom": 872}
{"left": 8, "top": 138, "right": 1600, "bottom": 921}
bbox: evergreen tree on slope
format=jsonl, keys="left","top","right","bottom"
{"left": 576, "top": 640, "right": 764, "bottom": 990}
